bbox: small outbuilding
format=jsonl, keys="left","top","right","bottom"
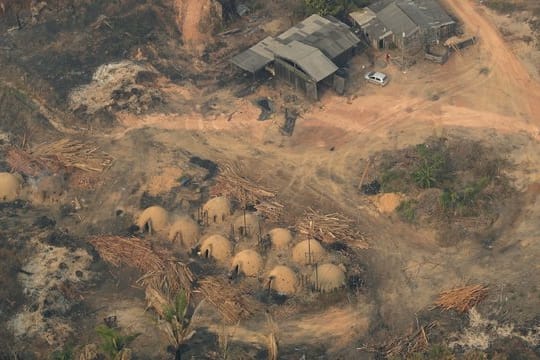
{"left": 311, "top": 263, "right": 346, "bottom": 292}
{"left": 0, "top": 172, "right": 21, "bottom": 202}
{"left": 136, "top": 206, "right": 169, "bottom": 233}
{"left": 268, "top": 228, "right": 293, "bottom": 250}
{"left": 292, "top": 239, "right": 326, "bottom": 265}
{"left": 350, "top": 0, "right": 456, "bottom": 54}
{"left": 168, "top": 216, "right": 200, "bottom": 248}
{"left": 267, "top": 265, "right": 298, "bottom": 295}
{"left": 203, "top": 196, "right": 231, "bottom": 224}
{"left": 230, "top": 249, "right": 263, "bottom": 277}
{"left": 200, "top": 235, "right": 232, "bottom": 263}
{"left": 233, "top": 213, "right": 260, "bottom": 237}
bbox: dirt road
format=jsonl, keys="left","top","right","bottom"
{"left": 442, "top": 0, "right": 540, "bottom": 120}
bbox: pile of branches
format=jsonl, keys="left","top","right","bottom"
{"left": 361, "top": 322, "right": 436, "bottom": 358}
{"left": 89, "top": 235, "right": 164, "bottom": 272}
{"left": 139, "top": 260, "right": 195, "bottom": 299}
{"left": 296, "top": 208, "right": 369, "bottom": 248}
{"left": 6, "top": 139, "right": 112, "bottom": 176}
{"left": 211, "top": 163, "right": 283, "bottom": 220}
{"left": 90, "top": 236, "right": 257, "bottom": 325}
{"left": 197, "top": 277, "right": 258, "bottom": 324}
{"left": 6, "top": 147, "right": 61, "bottom": 176}
{"left": 32, "top": 139, "right": 113, "bottom": 172}
{"left": 434, "top": 284, "right": 489, "bottom": 313}
{"left": 254, "top": 201, "right": 285, "bottom": 223}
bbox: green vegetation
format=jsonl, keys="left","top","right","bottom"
{"left": 95, "top": 325, "right": 139, "bottom": 360}
{"left": 440, "top": 177, "right": 489, "bottom": 216}
{"left": 164, "top": 290, "right": 194, "bottom": 350}
{"left": 484, "top": 0, "right": 524, "bottom": 14}
{"left": 397, "top": 199, "right": 417, "bottom": 223}
{"left": 375, "top": 137, "right": 514, "bottom": 238}
{"left": 164, "top": 291, "right": 188, "bottom": 324}
{"left": 303, "top": 0, "right": 372, "bottom": 16}
{"left": 49, "top": 345, "right": 74, "bottom": 360}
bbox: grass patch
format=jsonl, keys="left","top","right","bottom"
{"left": 397, "top": 199, "right": 418, "bottom": 223}
{"left": 484, "top": 0, "right": 524, "bottom": 14}
{"left": 371, "top": 137, "right": 515, "bottom": 241}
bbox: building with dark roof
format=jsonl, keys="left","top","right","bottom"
{"left": 231, "top": 14, "right": 360, "bottom": 100}
{"left": 350, "top": 0, "right": 456, "bottom": 54}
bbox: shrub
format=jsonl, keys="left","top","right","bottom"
{"left": 397, "top": 199, "right": 417, "bottom": 222}
{"left": 95, "top": 325, "right": 139, "bottom": 360}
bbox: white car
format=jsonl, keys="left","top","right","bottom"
{"left": 364, "top": 71, "right": 389, "bottom": 86}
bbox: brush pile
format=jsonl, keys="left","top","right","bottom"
{"left": 198, "top": 277, "right": 258, "bottom": 324}
{"left": 361, "top": 322, "right": 436, "bottom": 358}
{"left": 90, "top": 236, "right": 257, "bottom": 325}
{"left": 211, "top": 163, "right": 281, "bottom": 213}
{"left": 89, "top": 235, "right": 164, "bottom": 272}
{"left": 296, "top": 208, "right": 369, "bottom": 248}
{"left": 6, "top": 147, "right": 60, "bottom": 176}
{"left": 434, "top": 284, "right": 489, "bottom": 313}
{"left": 6, "top": 139, "right": 112, "bottom": 176}
{"left": 138, "top": 260, "right": 195, "bottom": 299}
{"left": 384, "top": 322, "right": 436, "bottom": 358}
{"left": 255, "top": 200, "right": 285, "bottom": 223}
{"left": 32, "top": 139, "right": 113, "bottom": 172}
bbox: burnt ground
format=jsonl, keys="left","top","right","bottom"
{"left": 0, "top": 0, "right": 539, "bottom": 359}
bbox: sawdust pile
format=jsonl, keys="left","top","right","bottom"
{"left": 69, "top": 61, "right": 162, "bottom": 115}
{"left": 375, "top": 193, "right": 403, "bottom": 214}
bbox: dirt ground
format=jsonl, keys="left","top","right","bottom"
{"left": 0, "top": 0, "right": 540, "bottom": 359}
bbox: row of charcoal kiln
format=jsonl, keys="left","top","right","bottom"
{"left": 133, "top": 196, "right": 349, "bottom": 295}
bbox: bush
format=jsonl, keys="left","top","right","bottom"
{"left": 397, "top": 199, "right": 417, "bottom": 223}
{"left": 412, "top": 142, "right": 452, "bottom": 189}
{"left": 304, "top": 0, "right": 372, "bottom": 16}
{"left": 95, "top": 325, "right": 139, "bottom": 360}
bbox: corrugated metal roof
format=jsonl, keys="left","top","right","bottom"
{"left": 274, "top": 40, "right": 338, "bottom": 82}
{"left": 397, "top": 0, "right": 455, "bottom": 27}
{"left": 231, "top": 14, "right": 360, "bottom": 79}
{"left": 377, "top": 2, "right": 418, "bottom": 37}
{"left": 364, "top": 17, "right": 393, "bottom": 40}
{"left": 231, "top": 37, "right": 281, "bottom": 73}
{"left": 350, "top": 9, "right": 377, "bottom": 27}
{"left": 369, "top": 0, "right": 395, "bottom": 13}
{"left": 277, "top": 14, "right": 360, "bottom": 59}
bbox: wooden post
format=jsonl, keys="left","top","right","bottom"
{"left": 358, "top": 158, "right": 372, "bottom": 192}
{"left": 243, "top": 207, "right": 247, "bottom": 237}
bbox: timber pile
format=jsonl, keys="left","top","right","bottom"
{"left": 361, "top": 322, "right": 435, "bottom": 358}
{"left": 6, "top": 147, "right": 60, "bottom": 176}
{"left": 89, "top": 235, "right": 164, "bottom": 272}
{"left": 6, "top": 139, "right": 112, "bottom": 175}
{"left": 211, "top": 163, "right": 278, "bottom": 206}
{"left": 138, "top": 260, "right": 195, "bottom": 298}
{"left": 296, "top": 208, "right": 369, "bottom": 248}
{"left": 32, "top": 139, "right": 113, "bottom": 172}
{"left": 197, "top": 277, "right": 257, "bottom": 324}
{"left": 90, "top": 236, "right": 255, "bottom": 327}
{"left": 255, "top": 200, "right": 285, "bottom": 223}
{"left": 434, "top": 284, "right": 489, "bottom": 313}
{"left": 384, "top": 322, "right": 436, "bottom": 358}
